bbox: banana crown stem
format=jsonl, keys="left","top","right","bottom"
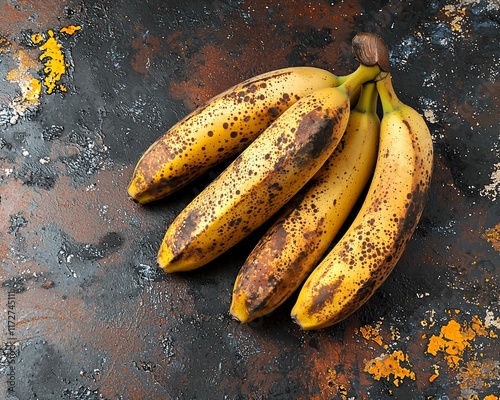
{"left": 376, "top": 72, "right": 404, "bottom": 114}
{"left": 336, "top": 73, "right": 352, "bottom": 86}
{"left": 339, "top": 64, "right": 381, "bottom": 97}
{"left": 354, "top": 82, "right": 378, "bottom": 114}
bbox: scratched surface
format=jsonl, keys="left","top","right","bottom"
{"left": 1, "top": 0, "right": 499, "bottom": 399}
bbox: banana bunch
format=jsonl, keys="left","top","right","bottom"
{"left": 128, "top": 33, "right": 434, "bottom": 330}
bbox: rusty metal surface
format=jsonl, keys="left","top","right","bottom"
{"left": 1, "top": 0, "right": 499, "bottom": 399}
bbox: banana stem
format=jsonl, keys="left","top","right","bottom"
{"left": 336, "top": 72, "right": 353, "bottom": 86}
{"left": 354, "top": 82, "right": 378, "bottom": 114}
{"left": 375, "top": 72, "right": 403, "bottom": 114}
{"left": 339, "top": 64, "right": 381, "bottom": 97}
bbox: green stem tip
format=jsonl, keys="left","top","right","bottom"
{"left": 340, "top": 64, "right": 381, "bottom": 98}
{"left": 376, "top": 73, "right": 403, "bottom": 114}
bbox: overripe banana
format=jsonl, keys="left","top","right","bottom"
{"left": 128, "top": 67, "right": 346, "bottom": 204}
{"left": 230, "top": 83, "right": 380, "bottom": 323}
{"left": 157, "top": 64, "right": 382, "bottom": 273}
{"left": 291, "top": 72, "right": 434, "bottom": 330}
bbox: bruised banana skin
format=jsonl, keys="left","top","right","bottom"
{"left": 230, "top": 83, "right": 380, "bottom": 323}
{"left": 291, "top": 73, "right": 434, "bottom": 330}
{"left": 128, "top": 67, "right": 345, "bottom": 204}
{"left": 157, "top": 64, "right": 382, "bottom": 273}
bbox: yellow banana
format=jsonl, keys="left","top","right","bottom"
{"left": 291, "top": 72, "right": 434, "bottom": 330}
{"left": 157, "top": 64, "right": 382, "bottom": 273}
{"left": 128, "top": 67, "right": 345, "bottom": 204}
{"left": 230, "top": 83, "right": 380, "bottom": 323}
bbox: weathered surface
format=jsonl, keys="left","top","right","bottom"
{"left": 1, "top": 0, "right": 499, "bottom": 399}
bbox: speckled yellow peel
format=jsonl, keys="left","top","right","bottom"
{"left": 230, "top": 83, "right": 380, "bottom": 323}
{"left": 291, "top": 73, "right": 434, "bottom": 330}
{"left": 157, "top": 64, "right": 382, "bottom": 272}
{"left": 127, "top": 67, "right": 345, "bottom": 204}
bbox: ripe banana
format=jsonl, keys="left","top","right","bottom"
{"left": 230, "top": 83, "right": 380, "bottom": 323}
{"left": 128, "top": 67, "right": 346, "bottom": 204}
{"left": 157, "top": 64, "right": 382, "bottom": 273}
{"left": 291, "top": 72, "right": 434, "bottom": 330}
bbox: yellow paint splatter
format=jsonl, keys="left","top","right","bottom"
{"left": 421, "top": 309, "right": 437, "bottom": 328}
{"left": 426, "top": 316, "right": 490, "bottom": 370}
{"left": 30, "top": 25, "right": 81, "bottom": 95}
{"left": 364, "top": 350, "right": 416, "bottom": 387}
{"left": 30, "top": 32, "right": 44, "bottom": 45}
{"left": 34, "top": 30, "right": 67, "bottom": 94}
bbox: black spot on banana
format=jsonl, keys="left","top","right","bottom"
{"left": 291, "top": 72, "right": 434, "bottom": 330}
{"left": 127, "top": 67, "right": 347, "bottom": 204}
{"left": 157, "top": 64, "right": 382, "bottom": 273}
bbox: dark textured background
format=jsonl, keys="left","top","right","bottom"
{"left": 1, "top": 0, "right": 499, "bottom": 399}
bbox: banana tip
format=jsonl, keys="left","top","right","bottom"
{"left": 290, "top": 310, "right": 320, "bottom": 331}
{"left": 229, "top": 300, "right": 252, "bottom": 324}
{"left": 229, "top": 311, "right": 250, "bottom": 324}
{"left": 127, "top": 183, "right": 144, "bottom": 204}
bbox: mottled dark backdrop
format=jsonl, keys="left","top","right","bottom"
{"left": 1, "top": 1, "right": 499, "bottom": 399}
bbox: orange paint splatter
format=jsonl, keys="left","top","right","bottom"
{"left": 60, "top": 25, "right": 82, "bottom": 35}
{"left": 364, "top": 350, "right": 416, "bottom": 387}
{"left": 428, "top": 364, "right": 440, "bottom": 383}
{"left": 483, "top": 223, "right": 500, "bottom": 252}
{"left": 426, "top": 316, "right": 490, "bottom": 370}
{"left": 0, "top": 36, "right": 11, "bottom": 54}
{"left": 357, "top": 320, "right": 387, "bottom": 348}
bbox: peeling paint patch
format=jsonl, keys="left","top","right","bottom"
{"left": 481, "top": 163, "right": 500, "bottom": 201}
{"left": 485, "top": 309, "right": 500, "bottom": 331}
{"left": 457, "top": 359, "right": 500, "bottom": 399}
{"left": 364, "top": 350, "right": 416, "bottom": 387}
{"left": 0, "top": 25, "right": 81, "bottom": 127}
{"left": 356, "top": 319, "right": 418, "bottom": 389}
{"left": 483, "top": 223, "right": 500, "bottom": 251}
{"left": 441, "top": 5, "right": 468, "bottom": 33}
{"left": 5, "top": 49, "right": 41, "bottom": 123}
